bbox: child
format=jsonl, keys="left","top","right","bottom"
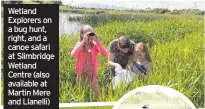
{"left": 128, "top": 42, "right": 152, "bottom": 76}
{"left": 112, "top": 42, "right": 152, "bottom": 88}
{"left": 71, "top": 25, "right": 107, "bottom": 100}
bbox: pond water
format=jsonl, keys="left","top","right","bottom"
{"left": 59, "top": 13, "right": 86, "bottom": 36}
{"left": 1, "top": 13, "right": 86, "bottom": 36}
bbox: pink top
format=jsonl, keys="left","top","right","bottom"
{"left": 71, "top": 40, "right": 107, "bottom": 75}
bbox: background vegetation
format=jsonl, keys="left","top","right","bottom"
{"left": 59, "top": 17, "right": 204, "bottom": 108}
{"left": 1, "top": 0, "right": 204, "bottom": 15}
{"left": 1, "top": 1, "right": 204, "bottom": 109}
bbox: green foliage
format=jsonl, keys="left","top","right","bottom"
{"left": 0, "top": 4, "right": 203, "bottom": 107}
{"left": 61, "top": 6, "right": 204, "bottom": 15}
{"left": 22, "top": 1, "right": 39, "bottom": 4}
{"left": 59, "top": 6, "right": 105, "bottom": 14}
{"left": 59, "top": 17, "right": 204, "bottom": 107}
{"left": 152, "top": 8, "right": 170, "bottom": 14}
{"left": 95, "top": 18, "right": 203, "bottom": 46}
{"left": 171, "top": 9, "right": 205, "bottom": 15}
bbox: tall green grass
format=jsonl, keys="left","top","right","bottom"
{"left": 59, "top": 17, "right": 204, "bottom": 107}
{"left": 69, "top": 13, "right": 181, "bottom": 27}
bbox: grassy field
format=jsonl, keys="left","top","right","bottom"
{"left": 0, "top": 4, "right": 204, "bottom": 108}
{"left": 59, "top": 16, "right": 204, "bottom": 108}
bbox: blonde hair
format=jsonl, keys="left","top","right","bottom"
{"left": 135, "top": 42, "right": 152, "bottom": 62}
{"left": 79, "top": 25, "right": 94, "bottom": 51}
{"left": 80, "top": 25, "right": 93, "bottom": 41}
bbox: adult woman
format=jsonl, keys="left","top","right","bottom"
{"left": 108, "top": 36, "right": 135, "bottom": 76}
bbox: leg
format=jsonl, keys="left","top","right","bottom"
{"left": 76, "top": 73, "right": 87, "bottom": 88}
{"left": 75, "top": 73, "right": 82, "bottom": 88}
{"left": 91, "top": 74, "right": 99, "bottom": 101}
{"left": 87, "top": 72, "right": 99, "bottom": 101}
{"left": 84, "top": 71, "right": 99, "bottom": 101}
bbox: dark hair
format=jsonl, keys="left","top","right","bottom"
{"left": 118, "top": 36, "right": 130, "bottom": 49}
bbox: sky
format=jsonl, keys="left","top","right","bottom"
{"left": 61, "top": 0, "right": 205, "bottom": 10}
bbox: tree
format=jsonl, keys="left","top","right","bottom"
{"left": 53, "top": 1, "right": 62, "bottom": 5}
{"left": 2, "top": 0, "right": 23, "bottom": 5}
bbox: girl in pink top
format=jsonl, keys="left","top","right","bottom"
{"left": 71, "top": 25, "right": 107, "bottom": 100}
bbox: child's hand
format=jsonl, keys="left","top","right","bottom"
{"left": 93, "top": 32, "right": 99, "bottom": 40}
{"left": 127, "top": 66, "right": 131, "bottom": 70}
{"left": 115, "top": 63, "right": 122, "bottom": 68}
{"left": 83, "top": 33, "right": 89, "bottom": 43}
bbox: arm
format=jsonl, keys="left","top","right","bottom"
{"left": 71, "top": 32, "right": 90, "bottom": 57}
{"left": 71, "top": 41, "right": 84, "bottom": 58}
{"left": 128, "top": 40, "right": 136, "bottom": 54}
{"left": 127, "top": 56, "right": 134, "bottom": 71}
{"left": 95, "top": 40, "right": 108, "bottom": 56}
{"left": 108, "top": 40, "right": 122, "bottom": 68}
{"left": 146, "top": 62, "right": 152, "bottom": 74}
{"left": 108, "top": 52, "right": 122, "bottom": 68}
